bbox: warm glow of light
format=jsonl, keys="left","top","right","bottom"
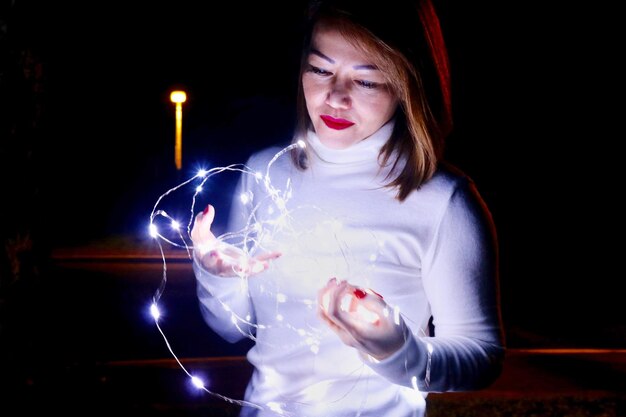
{"left": 170, "top": 90, "right": 186, "bottom": 170}
{"left": 170, "top": 90, "right": 187, "bottom": 103}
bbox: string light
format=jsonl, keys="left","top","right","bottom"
{"left": 147, "top": 142, "right": 306, "bottom": 415}
{"left": 146, "top": 139, "right": 415, "bottom": 415}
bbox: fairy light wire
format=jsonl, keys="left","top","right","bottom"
{"left": 147, "top": 144, "right": 305, "bottom": 415}
{"left": 146, "top": 139, "right": 419, "bottom": 415}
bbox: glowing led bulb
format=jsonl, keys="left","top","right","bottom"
{"left": 149, "top": 223, "right": 158, "bottom": 238}
{"left": 191, "top": 375, "right": 205, "bottom": 389}
{"left": 171, "top": 220, "right": 180, "bottom": 230}
{"left": 150, "top": 303, "right": 161, "bottom": 320}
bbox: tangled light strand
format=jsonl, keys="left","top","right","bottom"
{"left": 146, "top": 139, "right": 423, "bottom": 415}
{"left": 147, "top": 141, "right": 306, "bottom": 415}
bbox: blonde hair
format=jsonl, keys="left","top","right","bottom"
{"left": 291, "top": 0, "right": 452, "bottom": 201}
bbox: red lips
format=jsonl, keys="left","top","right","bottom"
{"left": 320, "top": 115, "right": 354, "bottom": 130}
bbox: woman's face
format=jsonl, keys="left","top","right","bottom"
{"left": 302, "top": 25, "right": 399, "bottom": 149}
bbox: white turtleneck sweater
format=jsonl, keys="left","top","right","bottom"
{"left": 193, "top": 122, "right": 505, "bottom": 417}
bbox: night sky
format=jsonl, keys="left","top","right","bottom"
{"left": 2, "top": 0, "right": 623, "bottom": 347}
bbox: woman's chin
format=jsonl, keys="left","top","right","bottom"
{"left": 317, "top": 133, "right": 356, "bottom": 150}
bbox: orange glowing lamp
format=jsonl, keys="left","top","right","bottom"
{"left": 170, "top": 90, "right": 187, "bottom": 170}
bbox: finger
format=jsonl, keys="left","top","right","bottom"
{"left": 215, "top": 257, "right": 232, "bottom": 277}
{"left": 318, "top": 284, "right": 332, "bottom": 317}
{"left": 247, "top": 259, "right": 268, "bottom": 274}
{"left": 320, "top": 284, "right": 344, "bottom": 328}
{"left": 201, "top": 204, "right": 215, "bottom": 224}
{"left": 318, "top": 301, "right": 351, "bottom": 337}
{"left": 318, "top": 277, "right": 338, "bottom": 310}
{"left": 353, "top": 292, "right": 388, "bottom": 313}
{"left": 326, "top": 280, "right": 352, "bottom": 322}
{"left": 345, "top": 286, "right": 388, "bottom": 316}
{"left": 333, "top": 287, "right": 384, "bottom": 328}
{"left": 192, "top": 217, "right": 216, "bottom": 246}
{"left": 254, "top": 251, "right": 282, "bottom": 262}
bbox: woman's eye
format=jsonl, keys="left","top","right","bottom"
{"left": 307, "top": 65, "right": 331, "bottom": 76}
{"left": 356, "top": 80, "right": 379, "bottom": 89}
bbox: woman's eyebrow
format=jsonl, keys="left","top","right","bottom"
{"left": 310, "top": 48, "right": 377, "bottom": 70}
{"left": 310, "top": 48, "right": 334, "bottom": 64}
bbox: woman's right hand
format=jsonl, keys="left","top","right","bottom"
{"left": 190, "top": 204, "right": 281, "bottom": 277}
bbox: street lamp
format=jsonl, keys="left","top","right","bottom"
{"left": 170, "top": 90, "right": 187, "bottom": 171}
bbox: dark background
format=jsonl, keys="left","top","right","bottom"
{"left": 1, "top": 0, "right": 624, "bottom": 362}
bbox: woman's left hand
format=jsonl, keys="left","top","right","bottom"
{"left": 318, "top": 278, "right": 407, "bottom": 360}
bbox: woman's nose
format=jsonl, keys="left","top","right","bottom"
{"left": 325, "top": 80, "right": 351, "bottom": 109}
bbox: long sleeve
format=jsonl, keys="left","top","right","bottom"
{"left": 366, "top": 176, "right": 505, "bottom": 392}
{"left": 193, "top": 157, "right": 266, "bottom": 344}
{"left": 194, "top": 256, "right": 256, "bottom": 343}
{"left": 199, "top": 130, "right": 506, "bottom": 416}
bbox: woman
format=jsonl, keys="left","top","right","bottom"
{"left": 191, "top": 0, "right": 505, "bottom": 416}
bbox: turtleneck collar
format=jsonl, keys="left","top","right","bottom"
{"left": 306, "top": 119, "right": 395, "bottom": 165}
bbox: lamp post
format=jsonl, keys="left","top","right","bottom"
{"left": 170, "top": 90, "right": 187, "bottom": 171}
